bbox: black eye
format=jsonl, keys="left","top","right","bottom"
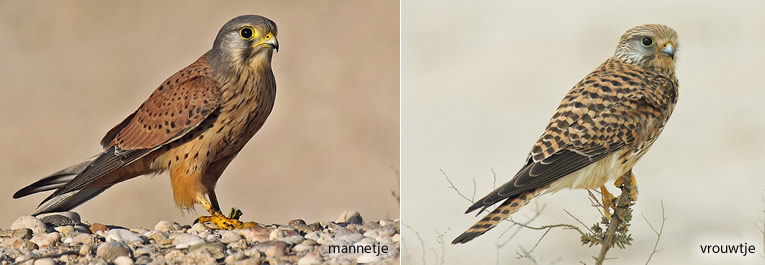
{"left": 641, "top": 37, "right": 653, "bottom": 46}
{"left": 239, "top": 27, "right": 253, "bottom": 39}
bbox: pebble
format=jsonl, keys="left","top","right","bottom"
{"left": 154, "top": 220, "right": 177, "bottom": 232}
{"left": 32, "top": 258, "right": 55, "bottom": 265}
{"left": 224, "top": 252, "right": 246, "bottom": 263}
{"left": 71, "top": 233, "right": 94, "bottom": 245}
{"left": 54, "top": 225, "right": 75, "bottom": 235}
{"left": 171, "top": 233, "right": 204, "bottom": 249}
{"left": 114, "top": 256, "right": 135, "bottom": 265}
{"left": 38, "top": 212, "right": 81, "bottom": 227}
{"left": 356, "top": 253, "right": 382, "bottom": 263}
{"left": 97, "top": 242, "right": 131, "bottom": 261}
{"left": 0, "top": 210, "right": 398, "bottom": 265}
{"left": 297, "top": 253, "right": 322, "bottom": 265}
{"left": 219, "top": 230, "right": 242, "bottom": 244}
{"left": 189, "top": 223, "right": 209, "bottom": 233}
{"left": 334, "top": 210, "right": 363, "bottom": 225}
{"left": 90, "top": 223, "right": 109, "bottom": 234}
{"left": 12, "top": 228, "right": 33, "bottom": 240}
{"left": 10, "top": 216, "right": 47, "bottom": 234}
{"left": 30, "top": 232, "right": 60, "bottom": 248}
{"left": 79, "top": 244, "right": 92, "bottom": 255}
{"left": 107, "top": 229, "right": 144, "bottom": 244}
{"left": 239, "top": 227, "right": 271, "bottom": 242}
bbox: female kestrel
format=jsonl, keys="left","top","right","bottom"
{"left": 453, "top": 24, "right": 679, "bottom": 244}
{"left": 14, "top": 15, "right": 280, "bottom": 229}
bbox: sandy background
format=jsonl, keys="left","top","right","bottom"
{"left": 0, "top": 1, "right": 399, "bottom": 229}
{"left": 402, "top": 1, "right": 765, "bottom": 264}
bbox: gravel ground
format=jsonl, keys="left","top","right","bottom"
{"left": 0, "top": 211, "right": 399, "bottom": 265}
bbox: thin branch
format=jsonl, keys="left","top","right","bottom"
{"left": 642, "top": 201, "right": 666, "bottom": 265}
{"left": 403, "top": 223, "right": 427, "bottom": 265}
{"left": 441, "top": 169, "right": 474, "bottom": 203}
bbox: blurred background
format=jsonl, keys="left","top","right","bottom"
{"left": 403, "top": 1, "right": 765, "bottom": 264}
{"left": 0, "top": 1, "right": 399, "bottom": 229}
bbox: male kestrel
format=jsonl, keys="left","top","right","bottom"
{"left": 452, "top": 24, "right": 679, "bottom": 244}
{"left": 13, "top": 15, "right": 280, "bottom": 229}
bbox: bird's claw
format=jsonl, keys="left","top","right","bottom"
{"left": 195, "top": 208, "right": 257, "bottom": 230}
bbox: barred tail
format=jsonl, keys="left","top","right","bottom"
{"left": 452, "top": 188, "right": 543, "bottom": 244}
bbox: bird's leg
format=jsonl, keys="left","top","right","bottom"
{"left": 614, "top": 171, "right": 638, "bottom": 202}
{"left": 194, "top": 193, "right": 251, "bottom": 230}
{"left": 600, "top": 186, "right": 617, "bottom": 220}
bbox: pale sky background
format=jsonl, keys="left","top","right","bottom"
{"left": 403, "top": 1, "right": 765, "bottom": 264}
{"left": 0, "top": 1, "right": 399, "bottom": 229}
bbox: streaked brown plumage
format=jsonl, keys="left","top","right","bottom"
{"left": 452, "top": 24, "right": 679, "bottom": 244}
{"left": 14, "top": 15, "right": 279, "bottom": 229}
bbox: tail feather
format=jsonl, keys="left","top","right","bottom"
{"left": 32, "top": 187, "right": 110, "bottom": 215}
{"left": 452, "top": 188, "right": 544, "bottom": 244}
{"left": 13, "top": 155, "right": 103, "bottom": 215}
{"left": 13, "top": 156, "right": 96, "bottom": 199}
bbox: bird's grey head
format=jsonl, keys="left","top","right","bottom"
{"left": 210, "top": 15, "right": 279, "bottom": 73}
{"left": 614, "top": 24, "right": 678, "bottom": 70}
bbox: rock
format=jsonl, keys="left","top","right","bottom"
{"left": 356, "top": 253, "right": 381, "bottom": 263}
{"left": 38, "top": 212, "right": 81, "bottom": 227}
{"left": 334, "top": 211, "right": 363, "bottom": 225}
{"left": 225, "top": 252, "right": 246, "bottom": 263}
{"left": 304, "top": 232, "right": 320, "bottom": 241}
{"left": 189, "top": 243, "right": 225, "bottom": 260}
{"left": 392, "top": 233, "right": 400, "bottom": 242}
{"left": 153, "top": 221, "right": 179, "bottom": 233}
{"left": 133, "top": 246, "right": 155, "bottom": 257}
{"left": 164, "top": 250, "right": 185, "bottom": 261}
{"left": 29, "top": 232, "right": 60, "bottom": 248}
{"left": 146, "top": 231, "right": 167, "bottom": 243}
{"left": 1, "top": 237, "right": 25, "bottom": 249}
{"left": 79, "top": 244, "right": 92, "bottom": 255}
{"left": 171, "top": 233, "right": 204, "bottom": 249}
{"left": 12, "top": 228, "right": 33, "bottom": 240}
{"left": 32, "top": 258, "right": 55, "bottom": 265}
{"left": 306, "top": 222, "right": 323, "bottom": 232}
{"left": 89, "top": 223, "right": 109, "bottom": 234}
{"left": 297, "top": 253, "right": 322, "bottom": 265}
{"left": 114, "top": 256, "right": 135, "bottom": 265}
{"left": 73, "top": 225, "right": 90, "bottom": 234}
{"left": 253, "top": 241, "right": 288, "bottom": 257}
{"left": 25, "top": 241, "right": 38, "bottom": 250}
{"left": 71, "top": 233, "right": 94, "bottom": 245}
{"left": 107, "top": 229, "right": 144, "bottom": 244}
{"left": 189, "top": 223, "right": 209, "bottom": 233}
{"left": 96, "top": 242, "right": 131, "bottom": 261}
{"left": 293, "top": 243, "right": 313, "bottom": 252}
{"left": 234, "top": 257, "right": 262, "bottom": 265}
{"left": 219, "top": 230, "right": 242, "bottom": 244}
{"left": 10, "top": 216, "right": 47, "bottom": 234}
{"left": 135, "top": 256, "right": 152, "bottom": 264}
{"left": 239, "top": 227, "right": 271, "bottom": 242}
{"left": 288, "top": 219, "right": 306, "bottom": 226}
{"left": 54, "top": 226, "right": 74, "bottom": 235}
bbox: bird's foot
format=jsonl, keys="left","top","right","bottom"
{"left": 613, "top": 173, "right": 638, "bottom": 202}
{"left": 195, "top": 207, "right": 258, "bottom": 229}
{"left": 600, "top": 186, "right": 617, "bottom": 221}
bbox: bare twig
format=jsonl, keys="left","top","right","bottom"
{"left": 441, "top": 169, "right": 474, "bottom": 203}
{"left": 642, "top": 201, "right": 666, "bottom": 264}
{"left": 403, "top": 223, "right": 427, "bottom": 265}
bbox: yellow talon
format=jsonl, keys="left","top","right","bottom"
{"left": 194, "top": 194, "right": 257, "bottom": 230}
{"left": 600, "top": 185, "right": 616, "bottom": 220}
{"left": 614, "top": 172, "right": 638, "bottom": 202}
